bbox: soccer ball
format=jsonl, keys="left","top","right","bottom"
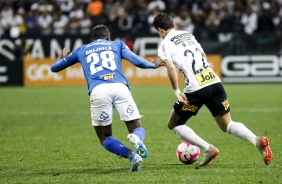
{"left": 176, "top": 141, "right": 200, "bottom": 164}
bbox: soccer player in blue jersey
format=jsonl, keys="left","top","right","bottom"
{"left": 51, "top": 24, "right": 165, "bottom": 172}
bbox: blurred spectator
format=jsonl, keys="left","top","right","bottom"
{"left": 39, "top": 0, "right": 54, "bottom": 13}
{"left": 59, "top": 0, "right": 74, "bottom": 16}
{"left": 1, "top": 3, "right": 13, "bottom": 19}
{"left": 68, "top": 17, "right": 80, "bottom": 35}
{"left": 1, "top": 9, "right": 25, "bottom": 38}
{"left": 24, "top": 9, "right": 40, "bottom": 36}
{"left": 37, "top": 10, "right": 53, "bottom": 35}
{"left": 117, "top": 12, "right": 133, "bottom": 35}
{"left": 166, "top": 0, "right": 179, "bottom": 16}
{"left": 147, "top": 6, "right": 161, "bottom": 34}
{"left": 68, "top": 3, "right": 84, "bottom": 34}
{"left": 218, "top": 6, "right": 233, "bottom": 43}
{"left": 0, "top": 0, "right": 280, "bottom": 54}
{"left": 147, "top": 0, "right": 166, "bottom": 13}
{"left": 103, "top": 0, "right": 115, "bottom": 15}
{"left": 240, "top": 4, "right": 258, "bottom": 53}
{"left": 87, "top": 0, "right": 107, "bottom": 27}
{"left": 87, "top": 0, "right": 103, "bottom": 17}
{"left": 210, "top": 0, "right": 225, "bottom": 12}
{"left": 204, "top": 10, "right": 220, "bottom": 41}
{"left": 134, "top": 0, "right": 148, "bottom": 12}
{"left": 190, "top": 0, "right": 210, "bottom": 41}
{"left": 69, "top": 3, "right": 84, "bottom": 20}
{"left": 173, "top": 8, "right": 194, "bottom": 34}
{"left": 232, "top": 0, "right": 244, "bottom": 33}
{"left": 271, "top": 1, "right": 282, "bottom": 53}
{"left": 79, "top": 12, "right": 92, "bottom": 35}
{"left": 257, "top": 0, "right": 275, "bottom": 33}
{"left": 107, "top": 1, "right": 125, "bottom": 22}
{"left": 76, "top": 0, "right": 91, "bottom": 8}
{"left": 53, "top": 9, "right": 69, "bottom": 35}
{"left": 241, "top": 5, "right": 258, "bottom": 35}
{"left": 132, "top": 8, "right": 150, "bottom": 38}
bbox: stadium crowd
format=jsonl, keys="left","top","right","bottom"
{"left": 0, "top": 0, "right": 282, "bottom": 54}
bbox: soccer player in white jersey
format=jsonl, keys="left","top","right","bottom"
{"left": 51, "top": 24, "right": 165, "bottom": 172}
{"left": 152, "top": 12, "right": 272, "bottom": 166}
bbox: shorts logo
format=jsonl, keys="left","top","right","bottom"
{"left": 182, "top": 104, "right": 198, "bottom": 112}
{"left": 222, "top": 99, "right": 229, "bottom": 110}
{"left": 127, "top": 105, "right": 134, "bottom": 115}
{"left": 101, "top": 73, "right": 115, "bottom": 80}
{"left": 100, "top": 111, "right": 109, "bottom": 120}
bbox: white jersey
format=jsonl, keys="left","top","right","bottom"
{"left": 158, "top": 29, "right": 221, "bottom": 93}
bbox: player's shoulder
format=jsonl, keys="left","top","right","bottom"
{"left": 111, "top": 40, "right": 124, "bottom": 47}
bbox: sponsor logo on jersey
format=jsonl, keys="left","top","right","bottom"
{"left": 222, "top": 99, "right": 229, "bottom": 110}
{"left": 101, "top": 73, "right": 115, "bottom": 80}
{"left": 196, "top": 68, "right": 218, "bottom": 86}
{"left": 182, "top": 104, "right": 198, "bottom": 112}
{"left": 170, "top": 33, "right": 194, "bottom": 45}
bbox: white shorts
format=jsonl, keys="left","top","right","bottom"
{"left": 90, "top": 83, "right": 142, "bottom": 126}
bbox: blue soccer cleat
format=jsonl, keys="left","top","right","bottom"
{"left": 127, "top": 133, "right": 148, "bottom": 158}
{"left": 129, "top": 153, "right": 143, "bottom": 172}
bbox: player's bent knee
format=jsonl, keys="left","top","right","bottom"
{"left": 167, "top": 123, "right": 175, "bottom": 130}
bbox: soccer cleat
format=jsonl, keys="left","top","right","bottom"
{"left": 256, "top": 136, "right": 272, "bottom": 165}
{"left": 129, "top": 153, "right": 143, "bottom": 172}
{"left": 198, "top": 144, "right": 220, "bottom": 167}
{"left": 127, "top": 133, "right": 148, "bottom": 158}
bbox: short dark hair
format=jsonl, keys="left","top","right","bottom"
{"left": 152, "top": 12, "right": 174, "bottom": 31}
{"left": 91, "top": 24, "right": 111, "bottom": 41}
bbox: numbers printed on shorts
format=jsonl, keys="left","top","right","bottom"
{"left": 86, "top": 51, "right": 116, "bottom": 75}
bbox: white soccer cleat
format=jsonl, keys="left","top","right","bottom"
{"left": 129, "top": 153, "right": 143, "bottom": 172}
{"left": 198, "top": 144, "right": 220, "bottom": 167}
{"left": 127, "top": 133, "right": 148, "bottom": 158}
{"left": 256, "top": 136, "right": 272, "bottom": 165}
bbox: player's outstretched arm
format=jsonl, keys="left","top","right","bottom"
{"left": 149, "top": 57, "right": 166, "bottom": 68}
{"left": 51, "top": 48, "right": 77, "bottom": 72}
{"left": 122, "top": 49, "right": 165, "bottom": 69}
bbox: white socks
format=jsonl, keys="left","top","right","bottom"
{"left": 172, "top": 125, "right": 210, "bottom": 152}
{"left": 227, "top": 121, "right": 256, "bottom": 146}
{"left": 172, "top": 121, "right": 257, "bottom": 152}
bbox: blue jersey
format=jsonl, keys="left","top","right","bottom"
{"left": 51, "top": 39, "right": 156, "bottom": 95}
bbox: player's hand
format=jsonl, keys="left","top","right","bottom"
{"left": 58, "top": 48, "right": 70, "bottom": 59}
{"left": 175, "top": 91, "right": 188, "bottom": 105}
{"left": 150, "top": 57, "right": 166, "bottom": 68}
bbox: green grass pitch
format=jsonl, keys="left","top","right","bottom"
{"left": 0, "top": 84, "right": 281, "bottom": 184}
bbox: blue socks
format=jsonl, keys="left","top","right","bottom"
{"left": 103, "top": 136, "right": 131, "bottom": 158}
{"left": 133, "top": 127, "right": 145, "bottom": 141}
{"left": 102, "top": 127, "right": 145, "bottom": 159}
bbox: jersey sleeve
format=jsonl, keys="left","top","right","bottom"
{"left": 158, "top": 43, "right": 172, "bottom": 61}
{"left": 121, "top": 41, "right": 156, "bottom": 69}
{"left": 51, "top": 48, "right": 79, "bottom": 72}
